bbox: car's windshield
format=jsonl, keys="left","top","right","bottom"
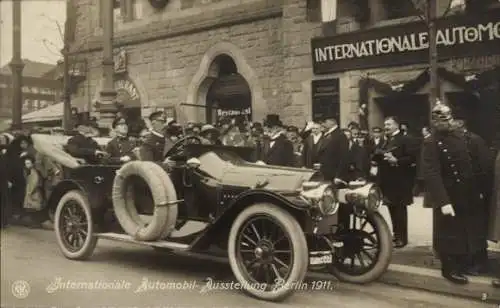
{"left": 198, "top": 149, "right": 248, "bottom": 179}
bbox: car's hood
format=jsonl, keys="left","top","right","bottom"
{"left": 220, "top": 163, "right": 318, "bottom": 192}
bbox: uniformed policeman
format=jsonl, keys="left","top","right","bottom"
{"left": 139, "top": 111, "right": 172, "bottom": 162}
{"left": 106, "top": 117, "right": 136, "bottom": 163}
{"left": 421, "top": 100, "right": 493, "bottom": 285}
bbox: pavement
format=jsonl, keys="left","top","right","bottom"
{"left": 3, "top": 196, "right": 500, "bottom": 304}
{"left": 1, "top": 226, "right": 495, "bottom": 308}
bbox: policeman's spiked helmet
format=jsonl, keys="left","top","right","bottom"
{"left": 431, "top": 99, "right": 452, "bottom": 121}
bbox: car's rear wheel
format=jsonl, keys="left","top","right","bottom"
{"left": 328, "top": 211, "right": 392, "bottom": 283}
{"left": 228, "top": 203, "right": 308, "bottom": 302}
{"left": 54, "top": 190, "right": 98, "bottom": 260}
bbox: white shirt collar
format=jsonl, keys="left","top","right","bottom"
{"left": 325, "top": 125, "right": 338, "bottom": 136}
{"left": 150, "top": 129, "right": 164, "bottom": 138}
{"left": 391, "top": 129, "right": 400, "bottom": 137}
{"left": 312, "top": 133, "right": 322, "bottom": 143}
{"left": 270, "top": 131, "right": 283, "bottom": 140}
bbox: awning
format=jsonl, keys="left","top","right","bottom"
{"left": 22, "top": 102, "right": 63, "bottom": 123}
{"left": 3, "top": 96, "right": 90, "bottom": 125}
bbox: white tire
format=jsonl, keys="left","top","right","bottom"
{"left": 149, "top": 166, "right": 178, "bottom": 240}
{"left": 228, "top": 203, "right": 308, "bottom": 302}
{"left": 112, "top": 161, "right": 177, "bottom": 241}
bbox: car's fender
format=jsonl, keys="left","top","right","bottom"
{"left": 47, "top": 179, "right": 109, "bottom": 213}
{"left": 190, "top": 189, "right": 311, "bottom": 250}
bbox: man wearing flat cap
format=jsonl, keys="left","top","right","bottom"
{"left": 66, "top": 119, "right": 107, "bottom": 164}
{"left": 106, "top": 117, "right": 137, "bottom": 163}
{"left": 317, "top": 116, "right": 350, "bottom": 184}
{"left": 261, "top": 114, "right": 294, "bottom": 167}
{"left": 421, "top": 100, "right": 493, "bottom": 285}
{"left": 140, "top": 111, "right": 172, "bottom": 162}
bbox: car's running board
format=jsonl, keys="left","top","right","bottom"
{"left": 96, "top": 233, "right": 189, "bottom": 250}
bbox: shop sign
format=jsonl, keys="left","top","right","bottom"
{"left": 311, "top": 9, "right": 500, "bottom": 74}
{"left": 216, "top": 107, "right": 251, "bottom": 117}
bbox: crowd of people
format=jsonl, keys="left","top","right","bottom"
{"left": 0, "top": 104, "right": 499, "bottom": 287}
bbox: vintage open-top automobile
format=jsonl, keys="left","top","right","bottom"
{"left": 33, "top": 134, "right": 393, "bottom": 302}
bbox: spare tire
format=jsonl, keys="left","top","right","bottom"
{"left": 147, "top": 165, "right": 178, "bottom": 240}
{"left": 112, "top": 161, "right": 177, "bottom": 241}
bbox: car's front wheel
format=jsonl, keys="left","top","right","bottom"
{"left": 54, "top": 190, "right": 98, "bottom": 260}
{"left": 328, "top": 211, "right": 392, "bottom": 283}
{"left": 228, "top": 203, "right": 308, "bottom": 302}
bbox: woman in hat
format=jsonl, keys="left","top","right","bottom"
{"left": 199, "top": 124, "right": 222, "bottom": 145}
{"left": 6, "top": 134, "right": 36, "bottom": 221}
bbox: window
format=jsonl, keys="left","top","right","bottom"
{"left": 307, "top": 0, "right": 338, "bottom": 23}
{"left": 100, "top": 0, "right": 137, "bottom": 26}
{"left": 307, "top": 0, "right": 321, "bottom": 22}
{"left": 384, "top": 0, "right": 417, "bottom": 19}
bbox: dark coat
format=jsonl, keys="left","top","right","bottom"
{"left": 0, "top": 146, "right": 10, "bottom": 224}
{"left": 421, "top": 129, "right": 492, "bottom": 255}
{"left": 301, "top": 134, "right": 323, "bottom": 169}
{"left": 346, "top": 142, "right": 369, "bottom": 181}
{"left": 66, "top": 133, "right": 101, "bottom": 164}
{"left": 106, "top": 136, "right": 137, "bottom": 158}
{"left": 262, "top": 134, "right": 294, "bottom": 167}
{"left": 489, "top": 151, "right": 500, "bottom": 242}
{"left": 373, "top": 131, "right": 417, "bottom": 206}
{"left": 366, "top": 136, "right": 385, "bottom": 156}
{"left": 317, "top": 127, "right": 350, "bottom": 181}
{"left": 139, "top": 132, "right": 167, "bottom": 162}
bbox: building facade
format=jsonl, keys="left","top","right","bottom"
{"left": 311, "top": 0, "right": 500, "bottom": 147}
{"left": 69, "top": 0, "right": 499, "bottom": 146}
{"left": 69, "top": 0, "right": 321, "bottom": 127}
{"left": 0, "top": 60, "right": 62, "bottom": 123}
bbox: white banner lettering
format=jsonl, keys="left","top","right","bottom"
{"left": 217, "top": 107, "right": 251, "bottom": 117}
{"left": 314, "top": 22, "right": 500, "bottom": 63}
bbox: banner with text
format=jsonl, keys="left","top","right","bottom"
{"left": 311, "top": 9, "right": 500, "bottom": 74}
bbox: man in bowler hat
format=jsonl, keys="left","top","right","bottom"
{"left": 261, "top": 114, "right": 294, "bottom": 167}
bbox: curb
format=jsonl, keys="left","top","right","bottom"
{"left": 381, "top": 264, "right": 500, "bottom": 304}
{"left": 309, "top": 264, "right": 500, "bottom": 304}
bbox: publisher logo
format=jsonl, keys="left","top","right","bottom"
{"left": 12, "top": 280, "right": 30, "bottom": 299}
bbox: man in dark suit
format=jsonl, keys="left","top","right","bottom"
{"left": 301, "top": 122, "right": 323, "bottom": 169}
{"left": 343, "top": 129, "right": 368, "bottom": 181}
{"left": 139, "top": 111, "right": 172, "bottom": 162}
{"left": 317, "top": 116, "right": 350, "bottom": 183}
{"left": 260, "top": 114, "right": 294, "bottom": 167}
{"left": 366, "top": 126, "right": 385, "bottom": 156}
{"left": 373, "top": 116, "right": 417, "bottom": 248}
{"left": 66, "top": 121, "right": 106, "bottom": 164}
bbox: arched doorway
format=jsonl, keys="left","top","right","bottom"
{"left": 205, "top": 54, "right": 252, "bottom": 124}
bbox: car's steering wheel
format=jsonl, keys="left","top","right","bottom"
{"left": 164, "top": 135, "right": 202, "bottom": 159}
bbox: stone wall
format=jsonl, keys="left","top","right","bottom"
{"left": 71, "top": 0, "right": 288, "bottom": 124}
{"left": 281, "top": 0, "right": 322, "bottom": 125}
